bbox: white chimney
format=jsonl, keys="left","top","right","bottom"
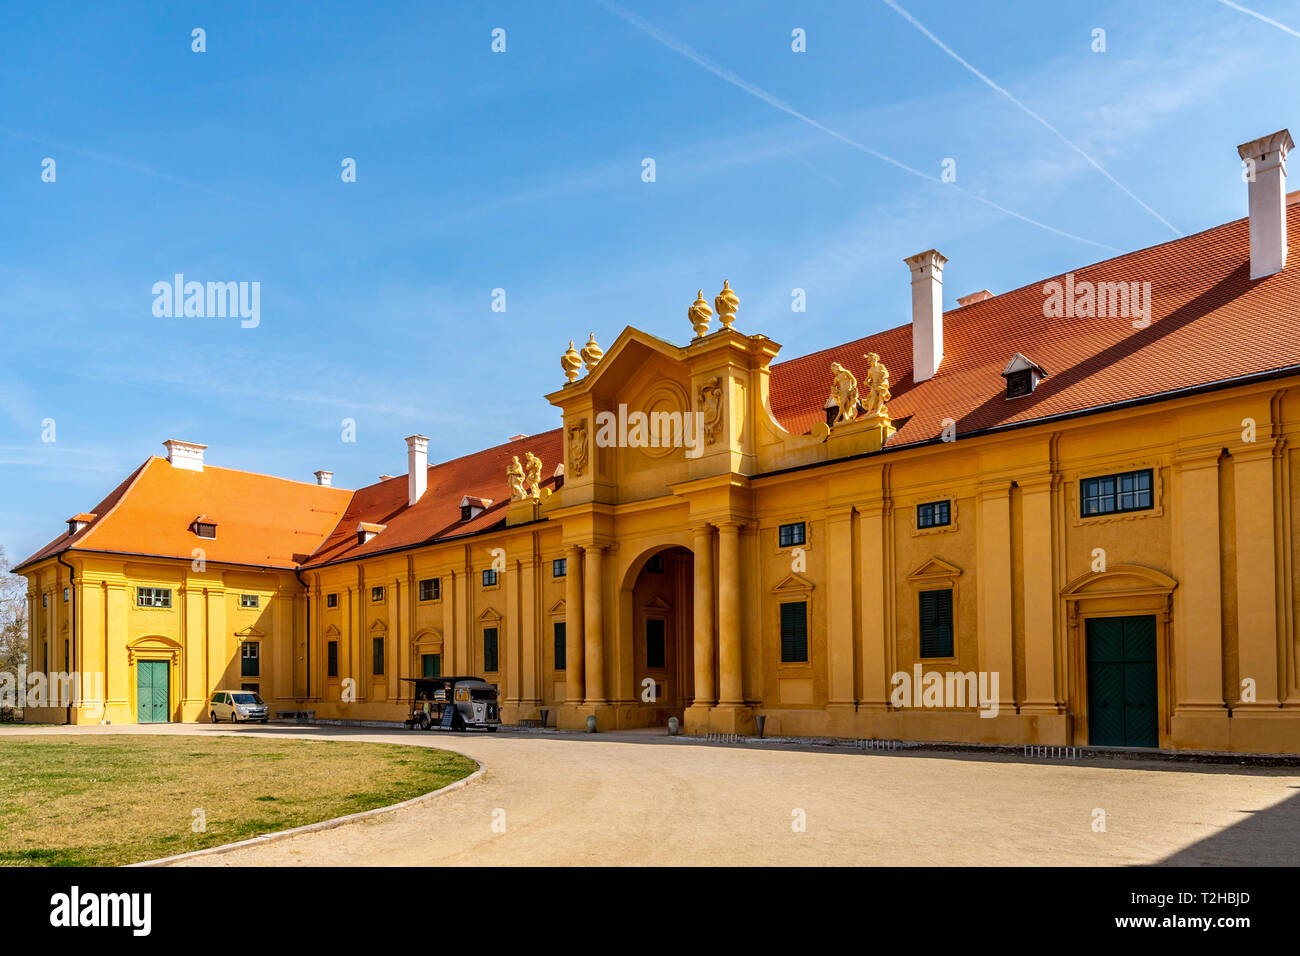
{"left": 905, "top": 249, "right": 948, "bottom": 383}
{"left": 314, "top": 470, "right": 333, "bottom": 487}
{"left": 163, "top": 439, "right": 206, "bottom": 472}
{"left": 1237, "top": 129, "right": 1294, "bottom": 279}
{"left": 406, "top": 435, "right": 429, "bottom": 506}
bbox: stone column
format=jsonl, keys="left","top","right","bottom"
{"left": 717, "top": 521, "right": 744, "bottom": 706}
{"left": 825, "top": 507, "right": 857, "bottom": 711}
{"left": 583, "top": 545, "right": 605, "bottom": 704}
{"left": 692, "top": 524, "right": 716, "bottom": 706}
{"left": 565, "top": 546, "right": 584, "bottom": 704}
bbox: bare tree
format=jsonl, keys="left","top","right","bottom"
{"left": 0, "top": 547, "right": 28, "bottom": 717}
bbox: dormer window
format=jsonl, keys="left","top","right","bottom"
{"left": 357, "top": 521, "right": 386, "bottom": 545}
{"left": 459, "top": 496, "right": 492, "bottom": 521}
{"left": 190, "top": 515, "right": 217, "bottom": 538}
{"left": 67, "top": 513, "right": 97, "bottom": 535}
{"left": 1001, "top": 353, "right": 1048, "bottom": 399}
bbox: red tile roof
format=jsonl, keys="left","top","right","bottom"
{"left": 20, "top": 203, "right": 1300, "bottom": 573}
{"left": 767, "top": 205, "right": 1300, "bottom": 444}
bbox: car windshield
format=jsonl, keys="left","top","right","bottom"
{"left": 233, "top": 693, "right": 263, "bottom": 705}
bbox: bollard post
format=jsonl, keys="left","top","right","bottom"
{"left": 755, "top": 714, "right": 766, "bottom": 739}
{"left": 586, "top": 714, "right": 597, "bottom": 733}
{"left": 667, "top": 716, "right": 679, "bottom": 736}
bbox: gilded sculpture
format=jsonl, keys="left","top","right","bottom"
{"left": 561, "top": 340, "right": 582, "bottom": 383}
{"left": 689, "top": 290, "right": 713, "bottom": 337}
{"left": 714, "top": 280, "right": 739, "bottom": 330}
{"left": 568, "top": 418, "right": 589, "bottom": 476}
{"left": 523, "top": 450, "right": 544, "bottom": 500}
{"left": 862, "top": 352, "right": 891, "bottom": 419}
{"left": 507, "top": 455, "right": 527, "bottom": 501}
{"left": 828, "top": 362, "right": 860, "bottom": 424}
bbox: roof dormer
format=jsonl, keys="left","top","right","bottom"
{"left": 67, "top": 513, "right": 97, "bottom": 535}
{"left": 1002, "top": 353, "right": 1048, "bottom": 399}
{"left": 190, "top": 514, "right": 218, "bottom": 538}
{"left": 357, "top": 521, "right": 386, "bottom": 544}
{"left": 460, "top": 496, "right": 492, "bottom": 521}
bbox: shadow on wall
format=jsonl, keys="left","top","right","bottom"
{"left": 1156, "top": 786, "right": 1300, "bottom": 866}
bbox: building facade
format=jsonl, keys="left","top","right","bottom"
{"left": 17, "top": 129, "right": 1300, "bottom": 753}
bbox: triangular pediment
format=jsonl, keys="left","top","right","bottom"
{"left": 908, "top": 557, "right": 963, "bottom": 582}
{"left": 547, "top": 327, "right": 687, "bottom": 404}
{"left": 642, "top": 594, "right": 671, "bottom": 611}
{"left": 772, "top": 572, "right": 815, "bottom": 594}
{"left": 369, "top": 619, "right": 387, "bottom": 634}
{"left": 322, "top": 623, "right": 341, "bottom": 637}
{"left": 548, "top": 598, "right": 566, "bottom": 615}
{"left": 234, "top": 625, "right": 266, "bottom": 638}
{"left": 478, "top": 606, "right": 502, "bottom": 624}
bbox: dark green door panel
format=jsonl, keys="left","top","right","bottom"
{"left": 136, "top": 661, "right": 169, "bottom": 723}
{"left": 1086, "top": 616, "right": 1157, "bottom": 747}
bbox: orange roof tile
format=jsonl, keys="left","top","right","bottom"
{"left": 767, "top": 206, "right": 1300, "bottom": 445}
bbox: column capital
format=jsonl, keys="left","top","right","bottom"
{"left": 1173, "top": 445, "right": 1223, "bottom": 470}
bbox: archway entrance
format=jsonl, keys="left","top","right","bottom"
{"left": 628, "top": 545, "right": 695, "bottom": 723}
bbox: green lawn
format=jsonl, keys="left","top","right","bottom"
{"left": 0, "top": 735, "right": 476, "bottom": 866}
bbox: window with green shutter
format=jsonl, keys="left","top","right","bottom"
{"left": 919, "top": 589, "right": 954, "bottom": 658}
{"left": 553, "top": 621, "right": 566, "bottom": 670}
{"left": 372, "top": 636, "right": 385, "bottom": 675}
{"left": 780, "top": 601, "right": 808, "bottom": 663}
{"left": 421, "top": 653, "right": 441, "bottom": 677}
{"left": 327, "top": 641, "right": 338, "bottom": 677}
{"left": 483, "top": 627, "right": 499, "bottom": 672}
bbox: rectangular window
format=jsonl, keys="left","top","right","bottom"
{"left": 919, "top": 590, "right": 954, "bottom": 658}
{"left": 241, "top": 642, "right": 260, "bottom": 677}
{"left": 778, "top": 522, "right": 806, "bottom": 547}
{"left": 1081, "top": 469, "right": 1153, "bottom": 517}
{"left": 552, "top": 558, "right": 566, "bottom": 578}
{"left": 195, "top": 522, "right": 216, "bottom": 538}
{"left": 553, "top": 621, "right": 566, "bottom": 670}
{"left": 63, "top": 587, "right": 69, "bottom": 603}
{"left": 483, "top": 627, "right": 499, "bottom": 672}
{"left": 371, "top": 586, "right": 385, "bottom": 602}
{"left": 780, "top": 601, "right": 808, "bottom": 663}
{"left": 645, "top": 618, "right": 666, "bottom": 669}
{"left": 482, "top": 569, "right": 498, "bottom": 587}
{"left": 422, "top": 653, "right": 441, "bottom": 678}
{"left": 917, "top": 500, "right": 951, "bottom": 529}
{"left": 372, "top": 637, "right": 385, "bottom": 675}
{"left": 326, "top": 592, "right": 338, "bottom": 608}
{"left": 240, "top": 594, "right": 259, "bottom": 609}
{"left": 42, "top": 593, "right": 48, "bottom": 608}
{"left": 418, "top": 577, "right": 440, "bottom": 601}
{"left": 136, "top": 587, "right": 172, "bottom": 608}
{"left": 327, "top": 641, "right": 338, "bottom": 678}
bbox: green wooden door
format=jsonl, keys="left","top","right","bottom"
{"left": 1086, "top": 616, "right": 1157, "bottom": 747}
{"left": 136, "top": 661, "right": 170, "bottom": 723}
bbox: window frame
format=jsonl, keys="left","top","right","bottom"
{"left": 918, "top": 589, "right": 955, "bottom": 659}
{"left": 778, "top": 522, "right": 806, "bottom": 548}
{"left": 553, "top": 620, "right": 566, "bottom": 671}
{"left": 916, "top": 500, "right": 952, "bottom": 529}
{"left": 418, "top": 577, "right": 441, "bottom": 602}
{"left": 482, "top": 626, "right": 499, "bottom": 673}
{"left": 241, "top": 641, "right": 260, "bottom": 677}
{"left": 327, "top": 641, "right": 339, "bottom": 678}
{"left": 1081, "top": 468, "right": 1154, "bottom": 518}
{"left": 136, "top": 586, "right": 172, "bottom": 609}
{"left": 779, "top": 600, "right": 809, "bottom": 664}
{"left": 371, "top": 585, "right": 385, "bottom": 603}
{"left": 239, "top": 593, "right": 259, "bottom": 609}
{"left": 326, "top": 592, "right": 338, "bottom": 608}
{"left": 552, "top": 558, "right": 566, "bottom": 578}
{"left": 481, "top": 568, "right": 498, "bottom": 588}
{"left": 372, "top": 636, "right": 385, "bottom": 675}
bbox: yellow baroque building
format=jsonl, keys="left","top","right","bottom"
{"left": 17, "top": 129, "right": 1300, "bottom": 753}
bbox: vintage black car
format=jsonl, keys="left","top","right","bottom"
{"left": 403, "top": 676, "right": 501, "bottom": 731}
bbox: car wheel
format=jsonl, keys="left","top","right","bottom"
{"left": 230, "top": 711, "right": 239, "bottom": 724}
{"left": 418, "top": 714, "right": 430, "bottom": 730}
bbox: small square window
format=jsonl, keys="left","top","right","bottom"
{"left": 136, "top": 587, "right": 172, "bottom": 609}
{"left": 326, "top": 593, "right": 338, "bottom": 608}
{"left": 195, "top": 522, "right": 216, "bottom": 539}
{"left": 240, "top": 594, "right": 259, "bottom": 609}
{"left": 371, "top": 586, "right": 385, "bottom": 602}
{"left": 482, "top": 569, "right": 498, "bottom": 587}
{"left": 552, "top": 558, "right": 566, "bottom": 578}
{"left": 917, "top": 501, "right": 951, "bottom": 529}
{"left": 778, "top": 522, "right": 806, "bottom": 547}
{"left": 419, "top": 578, "right": 440, "bottom": 601}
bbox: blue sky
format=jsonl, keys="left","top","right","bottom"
{"left": 2, "top": 0, "right": 1298, "bottom": 565}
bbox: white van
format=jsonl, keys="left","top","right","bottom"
{"left": 209, "top": 690, "right": 269, "bottom": 723}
